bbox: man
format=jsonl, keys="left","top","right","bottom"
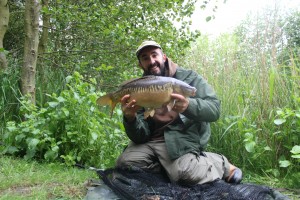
{"left": 116, "top": 40, "right": 242, "bottom": 185}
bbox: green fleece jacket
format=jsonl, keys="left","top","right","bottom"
{"left": 123, "top": 60, "right": 220, "bottom": 160}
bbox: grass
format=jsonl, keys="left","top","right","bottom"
{"left": 242, "top": 172, "right": 300, "bottom": 200}
{"left": 0, "top": 155, "right": 299, "bottom": 200}
{"left": 0, "top": 155, "right": 97, "bottom": 200}
{"left": 183, "top": 34, "right": 300, "bottom": 188}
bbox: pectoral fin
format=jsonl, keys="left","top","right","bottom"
{"left": 166, "top": 99, "right": 176, "bottom": 111}
{"left": 109, "top": 102, "right": 118, "bottom": 118}
{"left": 144, "top": 108, "right": 155, "bottom": 119}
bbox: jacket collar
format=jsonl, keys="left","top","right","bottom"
{"left": 164, "top": 57, "right": 178, "bottom": 77}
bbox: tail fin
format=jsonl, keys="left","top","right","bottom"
{"left": 97, "top": 94, "right": 118, "bottom": 117}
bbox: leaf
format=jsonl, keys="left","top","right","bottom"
{"left": 290, "top": 145, "right": 300, "bottom": 154}
{"left": 25, "top": 148, "right": 36, "bottom": 160}
{"left": 52, "top": 145, "right": 59, "bottom": 152}
{"left": 32, "top": 129, "right": 40, "bottom": 135}
{"left": 66, "top": 75, "right": 73, "bottom": 83}
{"left": 245, "top": 141, "right": 256, "bottom": 153}
{"left": 4, "top": 146, "right": 19, "bottom": 154}
{"left": 6, "top": 123, "right": 17, "bottom": 132}
{"left": 291, "top": 155, "right": 300, "bottom": 159}
{"left": 265, "top": 169, "right": 280, "bottom": 177}
{"left": 48, "top": 101, "right": 59, "bottom": 108}
{"left": 276, "top": 110, "right": 283, "bottom": 115}
{"left": 15, "top": 134, "right": 26, "bottom": 142}
{"left": 91, "top": 132, "right": 98, "bottom": 140}
{"left": 44, "top": 149, "right": 58, "bottom": 161}
{"left": 264, "top": 146, "right": 272, "bottom": 151}
{"left": 279, "top": 160, "right": 291, "bottom": 168}
{"left": 62, "top": 107, "right": 70, "bottom": 117}
{"left": 27, "top": 138, "right": 40, "bottom": 149}
{"left": 274, "top": 118, "right": 286, "bottom": 125}
{"left": 206, "top": 16, "right": 212, "bottom": 22}
{"left": 244, "top": 132, "right": 254, "bottom": 139}
{"left": 73, "top": 92, "right": 80, "bottom": 101}
{"left": 90, "top": 106, "right": 95, "bottom": 112}
{"left": 57, "top": 96, "right": 66, "bottom": 102}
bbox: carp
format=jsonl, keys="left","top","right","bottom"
{"left": 97, "top": 75, "right": 197, "bottom": 118}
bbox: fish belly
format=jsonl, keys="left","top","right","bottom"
{"left": 129, "top": 90, "right": 172, "bottom": 109}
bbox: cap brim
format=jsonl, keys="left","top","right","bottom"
{"left": 136, "top": 41, "right": 162, "bottom": 57}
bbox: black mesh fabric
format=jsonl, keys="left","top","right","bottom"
{"left": 96, "top": 167, "right": 289, "bottom": 200}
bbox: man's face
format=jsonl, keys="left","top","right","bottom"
{"left": 138, "top": 46, "right": 167, "bottom": 76}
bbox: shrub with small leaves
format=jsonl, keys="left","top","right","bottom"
{"left": 274, "top": 99, "right": 300, "bottom": 168}
{"left": 272, "top": 96, "right": 300, "bottom": 186}
{"left": 2, "top": 72, "right": 127, "bottom": 168}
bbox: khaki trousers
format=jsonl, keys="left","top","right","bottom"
{"left": 116, "top": 140, "right": 231, "bottom": 185}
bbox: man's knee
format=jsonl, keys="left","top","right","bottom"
{"left": 169, "top": 154, "right": 211, "bottom": 185}
{"left": 116, "top": 152, "right": 143, "bottom": 168}
{"left": 116, "top": 152, "right": 160, "bottom": 172}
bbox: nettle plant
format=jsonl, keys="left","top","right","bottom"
{"left": 2, "top": 72, "right": 127, "bottom": 168}
{"left": 274, "top": 96, "right": 300, "bottom": 170}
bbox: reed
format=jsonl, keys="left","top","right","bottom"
{"left": 184, "top": 34, "right": 299, "bottom": 186}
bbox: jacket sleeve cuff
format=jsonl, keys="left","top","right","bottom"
{"left": 182, "top": 98, "right": 198, "bottom": 118}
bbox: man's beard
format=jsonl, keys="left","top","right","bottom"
{"left": 144, "top": 61, "right": 166, "bottom": 76}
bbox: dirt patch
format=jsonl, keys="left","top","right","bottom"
{"left": 0, "top": 182, "right": 85, "bottom": 199}
{"left": 0, "top": 184, "right": 42, "bottom": 196}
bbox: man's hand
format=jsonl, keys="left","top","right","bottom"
{"left": 121, "top": 94, "right": 141, "bottom": 122}
{"left": 171, "top": 93, "right": 189, "bottom": 113}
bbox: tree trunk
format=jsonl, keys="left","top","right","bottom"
{"left": 21, "top": 0, "right": 41, "bottom": 104}
{"left": 0, "top": 0, "right": 9, "bottom": 73}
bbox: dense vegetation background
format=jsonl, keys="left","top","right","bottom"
{"left": 0, "top": 0, "right": 299, "bottom": 190}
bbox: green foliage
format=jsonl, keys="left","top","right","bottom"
{"left": 1, "top": 0, "right": 300, "bottom": 189}
{"left": 274, "top": 100, "right": 300, "bottom": 170}
{"left": 34, "top": 0, "right": 200, "bottom": 83}
{"left": 278, "top": 10, "right": 300, "bottom": 67}
{"left": 4, "top": 1, "right": 25, "bottom": 57}
{"left": 2, "top": 0, "right": 213, "bottom": 169}
{"left": 1, "top": 72, "right": 127, "bottom": 168}
{"left": 282, "top": 10, "right": 300, "bottom": 48}
{"left": 3, "top": 0, "right": 205, "bottom": 101}
{"left": 0, "top": 59, "right": 22, "bottom": 133}
{"left": 182, "top": 5, "right": 300, "bottom": 187}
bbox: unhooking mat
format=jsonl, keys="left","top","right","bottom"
{"left": 84, "top": 166, "right": 290, "bottom": 200}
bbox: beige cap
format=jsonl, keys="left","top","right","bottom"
{"left": 136, "top": 40, "right": 162, "bottom": 57}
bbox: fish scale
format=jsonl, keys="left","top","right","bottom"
{"left": 97, "top": 75, "right": 196, "bottom": 118}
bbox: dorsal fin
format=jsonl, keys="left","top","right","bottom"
{"left": 119, "top": 76, "right": 157, "bottom": 88}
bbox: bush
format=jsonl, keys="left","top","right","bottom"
{"left": 1, "top": 72, "right": 127, "bottom": 168}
